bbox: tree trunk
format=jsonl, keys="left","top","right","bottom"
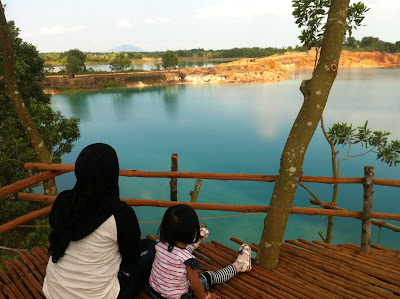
{"left": 321, "top": 116, "right": 339, "bottom": 243}
{"left": 256, "top": 0, "right": 350, "bottom": 269}
{"left": 0, "top": 2, "right": 57, "bottom": 195}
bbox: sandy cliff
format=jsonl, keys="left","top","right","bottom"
{"left": 266, "top": 49, "right": 400, "bottom": 71}
{"left": 178, "top": 50, "right": 399, "bottom": 85}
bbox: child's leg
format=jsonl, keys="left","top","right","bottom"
{"left": 182, "top": 274, "right": 211, "bottom": 299}
{"left": 200, "top": 243, "right": 252, "bottom": 286}
{"left": 200, "top": 265, "right": 237, "bottom": 285}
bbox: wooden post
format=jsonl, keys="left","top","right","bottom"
{"left": 190, "top": 179, "right": 202, "bottom": 202}
{"left": 361, "top": 166, "right": 374, "bottom": 253}
{"left": 170, "top": 153, "right": 178, "bottom": 201}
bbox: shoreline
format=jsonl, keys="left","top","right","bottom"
{"left": 43, "top": 50, "right": 400, "bottom": 95}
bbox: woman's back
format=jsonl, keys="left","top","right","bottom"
{"left": 43, "top": 215, "right": 121, "bottom": 299}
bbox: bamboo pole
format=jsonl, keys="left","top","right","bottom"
{"left": 13, "top": 259, "right": 44, "bottom": 298}
{"left": 23, "top": 162, "right": 400, "bottom": 187}
{"left": 198, "top": 244, "right": 297, "bottom": 299}
{"left": 361, "top": 166, "right": 374, "bottom": 254}
{"left": 190, "top": 178, "right": 202, "bottom": 202}
{"left": 18, "top": 252, "right": 44, "bottom": 284}
{"left": 0, "top": 171, "right": 67, "bottom": 199}
{"left": 2, "top": 261, "right": 32, "bottom": 299}
{"left": 281, "top": 242, "right": 400, "bottom": 296}
{"left": 251, "top": 238, "right": 400, "bottom": 295}
{"left": 19, "top": 252, "right": 46, "bottom": 277}
{"left": 170, "top": 153, "right": 178, "bottom": 201}
{"left": 280, "top": 255, "right": 380, "bottom": 298}
{"left": 0, "top": 268, "right": 24, "bottom": 299}
{"left": 279, "top": 257, "right": 363, "bottom": 298}
{"left": 16, "top": 193, "right": 400, "bottom": 220}
{"left": 203, "top": 242, "right": 315, "bottom": 299}
{"left": 277, "top": 243, "right": 398, "bottom": 297}
{"left": 287, "top": 239, "right": 400, "bottom": 288}
{"left": 313, "top": 240, "right": 400, "bottom": 275}
{"left": 0, "top": 282, "right": 14, "bottom": 299}
{"left": 0, "top": 206, "right": 52, "bottom": 234}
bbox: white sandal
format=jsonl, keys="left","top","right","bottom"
{"left": 235, "top": 243, "right": 252, "bottom": 272}
{"left": 199, "top": 223, "right": 210, "bottom": 239}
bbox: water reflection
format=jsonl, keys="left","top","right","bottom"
{"left": 54, "top": 92, "right": 93, "bottom": 121}
{"left": 162, "top": 85, "right": 181, "bottom": 118}
{"left": 110, "top": 89, "right": 137, "bottom": 120}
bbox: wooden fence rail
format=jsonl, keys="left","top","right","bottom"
{"left": 0, "top": 206, "right": 52, "bottom": 235}
{"left": 1, "top": 162, "right": 399, "bottom": 240}
{"left": 23, "top": 162, "right": 400, "bottom": 186}
{"left": 1, "top": 192, "right": 399, "bottom": 235}
{"left": 0, "top": 170, "right": 67, "bottom": 199}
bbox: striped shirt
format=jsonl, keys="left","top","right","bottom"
{"left": 149, "top": 242, "right": 195, "bottom": 299}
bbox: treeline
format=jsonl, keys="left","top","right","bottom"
{"left": 41, "top": 36, "right": 400, "bottom": 64}
{"left": 40, "top": 46, "right": 304, "bottom": 65}
{"left": 143, "top": 47, "right": 296, "bottom": 58}
{"left": 343, "top": 36, "right": 400, "bottom": 53}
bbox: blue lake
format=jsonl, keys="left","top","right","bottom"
{"left": 50, "top": 68, "right": 400, "bottom": 250}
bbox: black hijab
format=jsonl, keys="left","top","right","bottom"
{"left": 48, "top": 143, "right": 123, "bottom": 263}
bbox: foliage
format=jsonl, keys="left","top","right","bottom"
{"left": 343, "top": 36, "right": 400, "bottom": 52}
{"left": 162, "top": 50, "right": 178, "bottom": 69}
{"left": 109, "top": 53, "right": 131, "bottom": 71}
{"left": 21, "top": 219, "right": 52, "bottom": 249}
{"left": 0, "top": 21, "right": 80, "bottom": 210}
{"left": 0, "top": 214, "right": 50, "bottom": 262}
{"left": 64, "top": 48, "right": 86, "bottom": 73}
{"left": 97, "top": 77, "right": 124, "bottom": 88}
{"left": 328, "top": 121, "right": 400, "bottom": 166}
{"left": 343, "top": 36, "right": 359, "bottom": 48}
{"left": 127, "top": 52, "right": 143, "bottom": 59}
{"left": 345, "top": 2, "right": 369, "bottom": 36}
{"left": 44, "top": 62, "right": 54, "bottom": 73}
{"left": 151, "top": 63, "right": 161, "bottom": 71}
{"left": 292, "top": 0, "right": 369, "bottom": 49}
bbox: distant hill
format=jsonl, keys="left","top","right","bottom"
{"left": 107, "top": 45, "right": 144, "bottom": 52}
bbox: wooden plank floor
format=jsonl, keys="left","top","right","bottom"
{"left": 1, "top": 237, "right": 400, "bottom": 298}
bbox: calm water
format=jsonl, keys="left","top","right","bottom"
{"left": 50, "top": 68, "right": 400, "bottom": 250}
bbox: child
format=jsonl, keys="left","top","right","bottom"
{"left": 146, "top": 204, "right": 252, "bottom": 299}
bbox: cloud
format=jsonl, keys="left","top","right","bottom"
{"left": 40, "top": 25, "right": 88, "bottom": 35}
{"left": 20, "top": 32, "right": 33, "bottom": 38}
{"left": 144, "top": 18, "right": 170, "bottom": 25}
{"left": 115, "top": 18, "right": 135, "bottom": 28}
{"left": 195, "top": 0, "right": 291, "bottom": 19}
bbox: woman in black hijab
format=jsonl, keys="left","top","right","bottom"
{"left": 43, "top": 143, "right": 155, "bottom": 299}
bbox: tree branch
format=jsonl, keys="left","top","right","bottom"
{"left": 0, "top": 246, "right": 27, "bottom": 252}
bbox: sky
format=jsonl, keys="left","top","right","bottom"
{"left": 4, "top": 0, "right": 400, "bottom": 53}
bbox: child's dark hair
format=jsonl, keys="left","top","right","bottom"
{"left": 158, "top": 204, "right": 200, "bottom": 252}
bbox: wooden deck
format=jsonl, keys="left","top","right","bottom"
{"left": 1, "top": 237, "right": 400, "bottom": 298}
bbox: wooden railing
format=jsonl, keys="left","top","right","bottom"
{"left": 1, "top": 161, "right": 399, "bottom": 253}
